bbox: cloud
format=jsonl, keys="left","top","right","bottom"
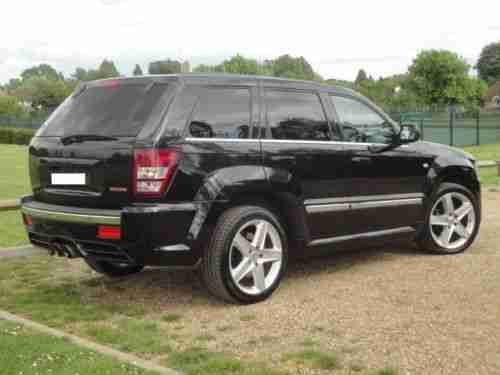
{"left": 99, "top": 0, "right": 129, "bottom": 6}
{"left": 315, "top": 56, "right": 409, "bottom": 65}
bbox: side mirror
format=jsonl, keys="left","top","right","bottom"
{"left": 399, "top": 124, "right": 420, "bottom": 143}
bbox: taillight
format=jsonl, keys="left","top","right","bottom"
{"left": 23, "top": 214, "right": 33, "bottom": 226}
{"left": 133, "top": 148, "right": 178, "bottom": 197}
{"left": 97, "top": 225, "right": 121, "bottom": 240}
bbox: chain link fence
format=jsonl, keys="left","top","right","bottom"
{"left": 389, "top": 109, "right": 500, "bottom": 147}
{"left": 1, "top": 109, "right": 499, "bottom": 147}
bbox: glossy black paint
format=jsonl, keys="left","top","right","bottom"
{"left": 23, "top": 74, "right": 481, "bottom": 266}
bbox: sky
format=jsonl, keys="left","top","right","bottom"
{"left": 1, "top": 0, "right": 500, "bottom": 84}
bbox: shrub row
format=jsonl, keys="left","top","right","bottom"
{"left": 0, "top": 127, "right": 36, "bottom": 145}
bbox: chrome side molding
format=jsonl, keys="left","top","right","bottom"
{"left": 308, "top": 226, "right": 415, "bottom": 247}
{"left": 305, "top": 194, "right": 424, "bottom": 214}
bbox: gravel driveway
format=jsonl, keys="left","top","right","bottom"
{"left": 10, "top": 191, "right": 499, "bottom": 374}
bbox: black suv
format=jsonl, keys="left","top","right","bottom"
{"left": 21, "top": 74, "right": 481, "bottom": 304}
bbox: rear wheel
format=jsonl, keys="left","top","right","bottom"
{"left": 418, "top": 183, "right": 480, "bottom": 254}
{"left": 84, "top": 258, "right": 144, "bottom": 277}
{"left": 200, "top": 205, "right": 288, "bottom": 304}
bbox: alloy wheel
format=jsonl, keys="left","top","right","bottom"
{"left": 229, "top": 219, "right": 283, "bottom": 295}
{"left": 429, "top": 192, "right": 476, "bottom": 251}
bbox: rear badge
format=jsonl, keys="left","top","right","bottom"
{"left": 109, "top": 187, "right": 128, "bottom": 192}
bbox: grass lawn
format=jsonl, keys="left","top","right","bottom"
{"left": 0, "top": 209, "right": 27, "bottom": 247}
{"left": 0, "top": 319, "right": 157, "bottom": 375}
{"left": 462, "top": 143, "right": 500, "bottom": 161}
{"left": 0, "top": 256, "right": 399, "bottom": 375}
{"left": 0, "top": 144, "right": 30, "bottom": 200}
{"left": 479, "top": 166, "right": 500, "bottom": 187}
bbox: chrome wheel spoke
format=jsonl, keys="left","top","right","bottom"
{"left": 231, "top": 257, "right": 254, "bottom": 282}
{"left": 258, "top": 248, "right": 282, "bottom": 263}
{"left": 439, "top": 225, "right": 454, "bottom": 247}
{"left": 430, "top": 214, "right": 448, "bottom": 226}
{"left": 454, "top": 223, "right": 469, "bottom": 238}
{"left": 455, "top": 202, "right": 472, "bottom": 221}
{"left": 233, "top": 233, "right": 252, "bottom": 256}
{"left": 252, "top": 264, "right": 266, "bottom": 292}
{"left": 252, "top": 221, "right": 268, "bottom": 250}
{"left": 442, "top": 194, "right": 455, "bottom": 214}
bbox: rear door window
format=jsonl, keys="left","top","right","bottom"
{"left": 38, "top": 82, "right": 169, "bottom": 137}
{"left": 264, "top": 89, "right": 333, "bottom": 141}
{"left": 188, "top": 87, "right": 251, "bottom": 139}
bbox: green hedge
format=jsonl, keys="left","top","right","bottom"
{"left": 0, "top": 127, "right": 36, "bottom": 145}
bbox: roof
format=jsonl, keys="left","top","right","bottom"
{"left": 485, "top": 81, "right": 500, "bottom": 101}
{"left": 92, "top": 73, "right": 358, "bottom": 96}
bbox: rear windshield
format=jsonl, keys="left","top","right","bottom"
{"left": 38, "top": 82, "right": 169, "bottom": 137}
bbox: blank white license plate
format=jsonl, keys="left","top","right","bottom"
{"left": 51, "top": 173, "right": 86, "bottom": 185}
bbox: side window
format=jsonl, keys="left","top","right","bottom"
{"left": 265, "top": 90, "right": 333, "bottom": 141}
{"left": 330, "top": 95, "right": 395, "bottom": 144}
{"left": 189, "top": 87, "right": 251, "bottom": 138}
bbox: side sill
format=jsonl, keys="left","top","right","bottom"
{"left": 307, "top": 226, "right": 415, "bottom": 247}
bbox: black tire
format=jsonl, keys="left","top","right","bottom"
{"left": 84, "top": 258, "right": 144, "bottom": 277}
{"left": 417, "top": 182, "right": 480, "bottom": 254}
{"left": 200, "top": 205, "right": 288, "bottom": 304}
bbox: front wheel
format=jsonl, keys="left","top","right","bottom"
{"left": 200, "top": 205, "right": 288, "bottom": 304}
{"left": 418, "top": 183, "right": 480, "bottom": 254}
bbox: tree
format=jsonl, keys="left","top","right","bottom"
{"left": 0, "top": 95, "right": 24, "bottom": 116}
{"left": 216, "top": 54, "right": 262, "bottom": 75}
{"left": 148, "top": 59, "right": 181, "bottom": 74}
{"left": 96, "top": 59, "right": 120, "bottom": 78}
{"left": 72, "top": 67, "right": 89, "bottom": 81}
{"left": 15, "top": 77, "right": 75, "bottom": 111}
{"left": 354, "top": 69, "right": 368, "bottom": 85}
{"left": 193, "top": 64, "right": 217, "bottom": 73}
{"left": 71, "top": 60, "right": 121, "bottom": 81}
{"left": 133, "top": 64, "right": 143, "bottom": 76}
{"left": 21, "top": 64, "right": 62, "bottom": 81}
{"left": 266, "top": 55, "right": 321, "bottom": 81}
{"left": 476, "top": 41, "right": 500, "bottom": 84}
{"left": 407, "top": 50, "right": 476, "bottom": 105}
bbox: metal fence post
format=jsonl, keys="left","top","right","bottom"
{"left": 476, "top": 112, "right": 480, "bottom": 146}
{"left": 449, "top": 106, "right": 454, "bottom": 146}
{"left": 419, "top": 119, "right": 424, "bottom": 140}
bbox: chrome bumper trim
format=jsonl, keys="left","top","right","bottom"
{"left": 21, "top": 206, "right": 121, "bottom": 225}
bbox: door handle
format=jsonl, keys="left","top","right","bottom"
{"left": 351, "top": 156, "right": 372, "bottom": 163}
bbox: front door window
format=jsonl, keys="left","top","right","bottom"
{"left": 330, "top": 95, "right": 396, "bottom": 144}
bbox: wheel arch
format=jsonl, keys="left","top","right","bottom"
{"left": 187, "top": 166, "right": 310, "bottom": 253}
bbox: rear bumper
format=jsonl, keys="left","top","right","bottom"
{"left": 20, "top": 196, "right": 201, "bottom": 266}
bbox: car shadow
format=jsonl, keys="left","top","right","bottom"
{"left": 80, "top": 239, "right": 426, "bottom": 306}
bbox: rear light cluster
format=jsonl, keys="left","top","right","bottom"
{"left": 133, "top": 148, "right": 179, "bottom": 197}
{"left": 97, "top": 225, "right": 121, "bottom": 240}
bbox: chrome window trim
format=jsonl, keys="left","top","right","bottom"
{"left": 185, "top": 137, "right": 386, "bottom": 147}
{"left": 185, "top": 137, "right": 259, "bottom": 143}
{"left": 21, "top": 206, "right": 121, "bottom": 225}
{"left": 308, "top": 226, "right": 415, "bottom": 247}
{"left": 305, "top": 193, "right": 425, "bottom": 206}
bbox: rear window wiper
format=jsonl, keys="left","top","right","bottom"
{"left": 61, "top": 134, "right": 118, "bottom": 145}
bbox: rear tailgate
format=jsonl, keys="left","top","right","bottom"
{"left": 30, "top": 78, "right": 172, "bottom": 208}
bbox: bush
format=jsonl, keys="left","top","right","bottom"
{"left": 0, "top": 127, "right": 36, "bottom": 145}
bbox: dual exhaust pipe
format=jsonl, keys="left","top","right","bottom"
{"left": 49, "top": 241, "right": 79, "bottom": 259}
